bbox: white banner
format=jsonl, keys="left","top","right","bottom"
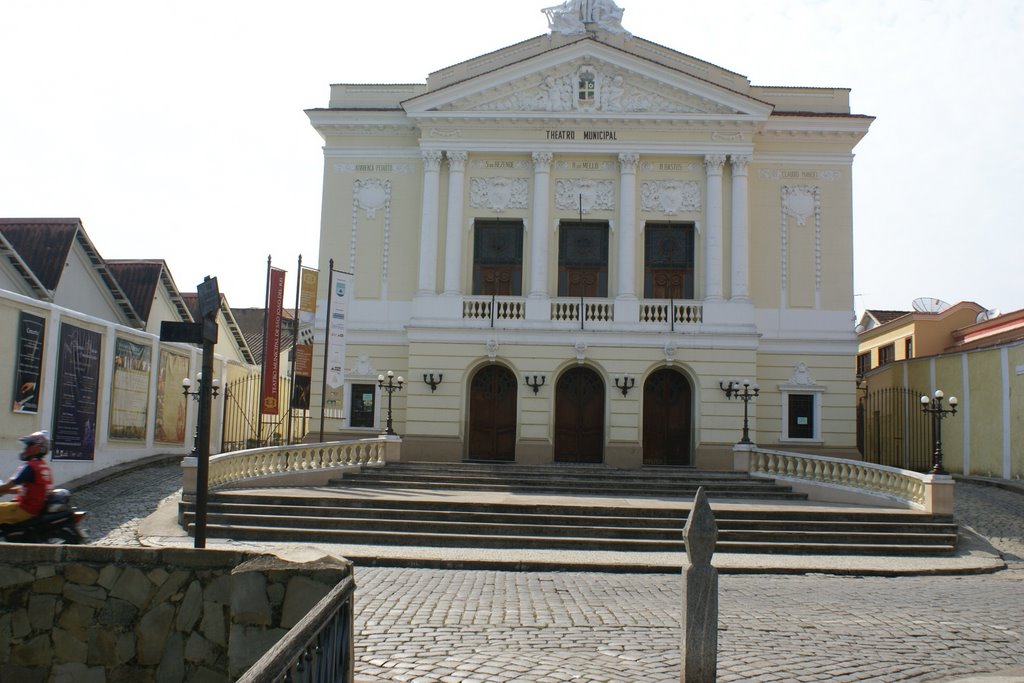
{"left": 326, "top": 270, "right": 352, "bottom": 389}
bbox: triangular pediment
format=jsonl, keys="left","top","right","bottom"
{"left": 405, "top": 39, "right": 772, "bottom": 120}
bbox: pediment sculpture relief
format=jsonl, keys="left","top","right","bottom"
{"left": 469, "top": 177, "right": 530, "bottom": 212}
{"left": 542, "top": 0, "right": 630, "bottom": 36}
{"left": 641, "top": 180, "right": 701, "bottom": 215}
{"left": 455, "top": 62, "right": 737, "bottom": 115}
{"left": 555, "top": 178, "right": 615, "bottom": 212}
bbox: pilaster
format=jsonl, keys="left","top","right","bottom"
{"left": 442, "top": 151, "right": 468, "bottom": 295}
{"left": 617, "top": 153, "right": 639, "bottom": 300}
{"left": 417, "top": 150, "right": 443, "bottom": 295}
{"left": 729, "top": 154, "right": 751, "bottom": 302}
{"left": 703, "top": 154, "right": 725, "bottom": 302}
{"left": 529, "top": 152, "right": 553, "bottom": 299}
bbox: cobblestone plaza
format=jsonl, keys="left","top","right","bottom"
{"left": 75, "top": 463, "right": 1024, "bottom": 682}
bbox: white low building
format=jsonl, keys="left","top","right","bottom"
{"left": 306, "top": 1, "right": 872, "bottom": 468}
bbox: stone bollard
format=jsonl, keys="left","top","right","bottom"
{"left": 681, "top": 486, "right": 718, "bottom": 683}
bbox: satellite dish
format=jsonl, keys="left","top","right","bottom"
{"left": 976, "top": 308, "right": 1001, "bottom": 323}
{"left": 912, "top": 297, "right": 950, "bottom": 313}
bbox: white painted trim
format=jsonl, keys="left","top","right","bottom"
{"left": 961, "top": 353, "right": 970, "bottom": 475}
{"left": 1001, "top": 347, "right": 1011, "bottom": 479}
{"left": 753, "top": 153, "right": 855, "bottom": 166}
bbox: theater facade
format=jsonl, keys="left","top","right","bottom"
{"left": 306, "top": 1, "right": 873, "bottom": 468}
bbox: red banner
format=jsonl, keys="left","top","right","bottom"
{"left": 261, "top": 267, "right": 286, "bottom": 415}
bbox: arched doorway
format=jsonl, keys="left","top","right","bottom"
{"left": 554, "top": 366, "right": 604, "bottom": 463}
{"left": 467, "top": 365, "right": 517, "bottom": 461}
{"left": 643, "top": 369, "right": 692, "bottom": 466}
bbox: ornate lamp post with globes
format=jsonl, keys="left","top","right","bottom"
{"left": 719, "top": 378, "right": 759, "bottom": 445}
{"left": 378, "top": 370, "right": 404, "bottom": 437}
{"left": 920, "top": 389, "right": 958, "bottom": 475}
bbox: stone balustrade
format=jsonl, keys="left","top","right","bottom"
{"left": 734, "top": 446, "right": 954, "bottom": 514}
{"left": 0, "top": 545, "right": 353, "bottom": 682}
{"left": 182, "top": 438, "right": 400, "bottom": 495}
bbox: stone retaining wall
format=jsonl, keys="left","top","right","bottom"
{"left": 0, "top": 545, "right": 352, "bottom": 682}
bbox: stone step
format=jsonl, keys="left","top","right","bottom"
{"left": 179, "top": 487, "right": 958, "bottom": 557}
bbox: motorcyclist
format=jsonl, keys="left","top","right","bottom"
{"left": 0, "top": 431, "right": 53, "bottom": 524}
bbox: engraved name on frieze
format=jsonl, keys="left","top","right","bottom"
{"left": 469, "top": 177, "right": 530, "bottom": 212}
{"left": 334, "top": 163, "right": 413, "bottom": 174}
{"left": 554, "top": 160, "right": 614, "bottom": 172}
{"left": 470, "top": 159, "right": 532, "bottom": 171}
{"left": 759, "top": 169, "right": 841, "bottom": 181}
{"left": 638, "top": 161, "right": 704, "bottom": 174}
{"left": 641, "top": 180, "right": 701, "bottom": 215}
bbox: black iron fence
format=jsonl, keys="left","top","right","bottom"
{"left": 221, "top": 373, "right": 309, "bottom": 452}
{"left": 236, "top": 575, "right": 355, "bottom": 683}
{"left": 857, "top": 386, "right": 932, "bottom": 472}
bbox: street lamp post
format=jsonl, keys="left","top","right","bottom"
{"left": 719, "top": 378, "right": 760, "bottom": 445}
{"left": 377, "top": 370, "right": 404, "bottom": 436}
{"left": 920, "top": 389, "right": 958, "bottom": 475}
{"left": 182, "top": 373, "right": 220, "bottom": 456}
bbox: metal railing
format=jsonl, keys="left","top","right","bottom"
{"left": 857, "top": 386, "right": 932, "bottom": 471}
{"left": 222, "top": 373, "right": 310, "bottom": 452}
{"left": 237, "top": 575, "right": 355, "bottom": 683}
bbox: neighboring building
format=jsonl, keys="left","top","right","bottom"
{"left": 855, "top": 301, "right": 986, "bottom": 377}
{"left": 857, "top": 301, "right": 1024, "bottom": 478}
{"left": 0, "top": 218, "right": 253, "bottom": 481}
{"left": 306, "top": 1, "right": 873, "bottom": 468}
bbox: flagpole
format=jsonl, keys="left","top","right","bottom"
{"left": 257, "top": 255, "right": 271, "bottom": 447}
{"left": 286, "top": 254, "right": 302, "bottom": 444}
{"left": 319, "top": 259, "right": 335, "bottom": 443}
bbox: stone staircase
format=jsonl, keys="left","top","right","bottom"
{"left": 179, "top": 462, "right": 959, "bottom": 557}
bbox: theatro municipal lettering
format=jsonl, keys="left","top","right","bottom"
{"left": 546, "top": 130, "right": 618, "bottom": 140}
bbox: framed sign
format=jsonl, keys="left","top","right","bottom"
{"left": 51, "top": 323, "right": 101, "bottom": 461}
{"left": 12, "top": 312, "right": 45, "bottom": 414}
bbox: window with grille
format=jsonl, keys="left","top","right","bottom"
{"left": 644, "top": 222, "right": 695, "bottom": 299}
{"left": 472, "top": 220, "right": 523, "bottom": 295}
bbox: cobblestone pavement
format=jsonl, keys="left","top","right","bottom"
{"left": 76, "top": 467, "right": 1024, "bottom": 682}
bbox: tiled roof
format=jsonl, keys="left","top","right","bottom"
{"left": 106, "top": 260, "right": 164, "bottom": 323}
{"left": 0, "top": 219, "right": 79, "bottom": 290}
{"left": 231, "top": 307, "right": 297, "bottom": 363}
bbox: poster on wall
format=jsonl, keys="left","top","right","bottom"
{"left": 291, "top": 343, "right": 312, "bottom": 410}
{"left": 12, "top": 311, "right": 46, "bottom": 414}
{"left": 109, "top": 338, "right": 152, "bottom": 440}
{"left": 51, "top": 323, "right": 101, "bottom": 461}
{"left": 154, "top": 348, "right": 190, "bottom": 444}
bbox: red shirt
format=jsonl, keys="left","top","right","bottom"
{"left": 14, "top": 458, "right": 52, "bottom": 516}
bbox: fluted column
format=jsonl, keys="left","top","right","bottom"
{"left": 442, "top": 151, "right": 468, "bottom": 295}
{"left": 617, "top": 153, "right": 639, "bottom": 299}
{"left": 703, "top": 154, "right": 726, "bottom": 301}
{"left": 529, "top": 152, "right": 553, "bottom": 298}
{"left": 417, "top": 150, "right": 443, "bottom": 294}
{"left": 729, "top": 154, "right": 751, "bottom": 302}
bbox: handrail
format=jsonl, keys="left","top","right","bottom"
{"left": 206, "top": 439, "right": 387, "bottom": 491}
{"left": 745, "top": 447, "right": 936, "bottom": 509}
{"left": 236, "top": 575, "right": 355, "bottom": 683}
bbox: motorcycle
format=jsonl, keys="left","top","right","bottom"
{"left": 0, "top": 489, "right": 89, "bottom": 544}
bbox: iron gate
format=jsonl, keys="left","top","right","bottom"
{"left": 221, "top": 374, "right": 309, "bottom": 452}
{"left": 857, "top": 386, "right": 932, "bottom": 472}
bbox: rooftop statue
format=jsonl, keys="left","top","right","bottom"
{"left": 542, "top": 0, "right": 630, "bottom": 36}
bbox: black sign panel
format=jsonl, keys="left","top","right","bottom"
{"left": 197, "top": 276, "right": 220, "bottom": 319}
{"left": 160, "top": 321, "right": 203, "bottom": 344}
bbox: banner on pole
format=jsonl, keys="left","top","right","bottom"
{"left": 324, "top": 270, "right": 352, "bottom": 411}
{"left": 261, "top": 267, "right": 286, "bottom": 415}
{"left": 298, "top": 267, "right": 318, "bottom": 326}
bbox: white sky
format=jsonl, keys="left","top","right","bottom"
{"left": 2, "top": 0, "right": 1022, "bottom": 316}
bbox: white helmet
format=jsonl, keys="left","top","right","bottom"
{"left": 18, "top": 431, "right": 49, "bottom": 461}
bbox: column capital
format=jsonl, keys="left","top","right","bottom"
{"left": 730, "top": 154, "right": 752, "bottom": 175}
{"left": 422, "top": 150, "right": 443, "bottom": 170}
{"left": 532, "top": 151, "right": 553, "bottom": 171}
{"left": 704, "top": 154, "right": 726, "bottom": 175}
{"left": 618, "top": 152, "right": 639, "bottom": 173}
{"left": 446, "top": 151, "right": 468, "bottom": 170}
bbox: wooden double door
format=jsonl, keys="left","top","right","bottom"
{"left": 643, "top": 369, "right": 692, "bottom": 466}
{"left": 467, "top": 365, "right": 517, "bottom": 461}
{"left": 554, "top": 367, "right": 604, "bottom": 463}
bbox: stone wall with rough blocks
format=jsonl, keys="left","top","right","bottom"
{"left": 0, "top": 544, "right": 352, "bottom": 682}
